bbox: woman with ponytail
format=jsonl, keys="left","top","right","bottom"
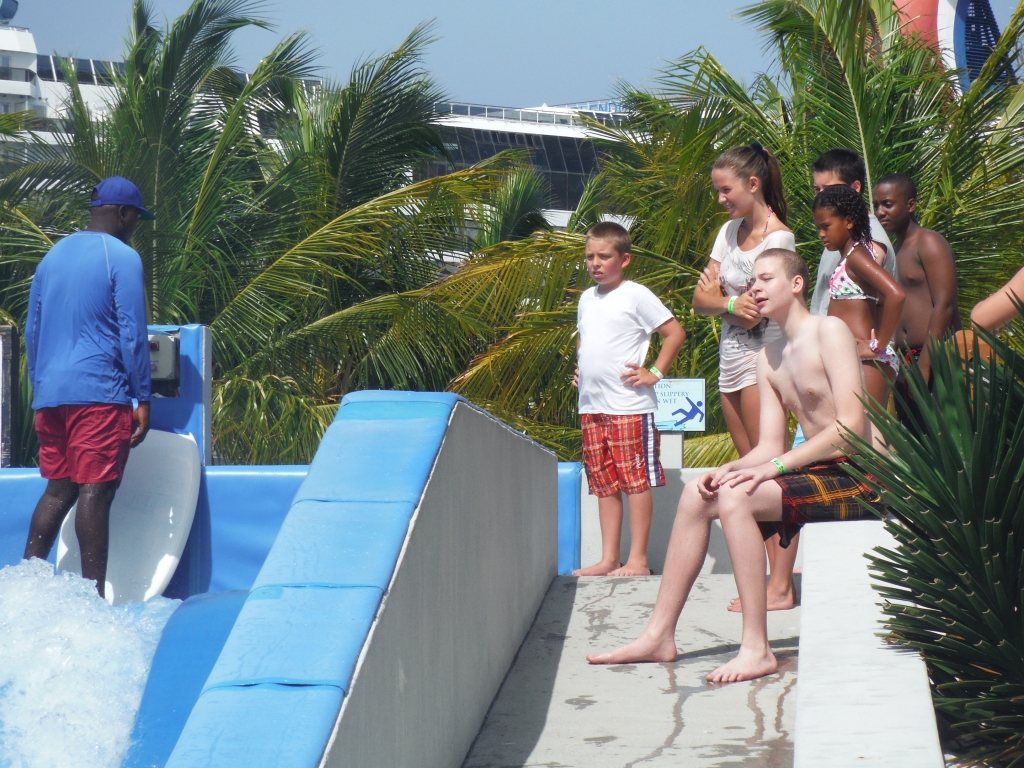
{"left": 693, "top": 143, "right": 798, "bottom": 612}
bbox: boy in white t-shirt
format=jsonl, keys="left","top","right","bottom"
{"left": 574, "top": 222, "right": 686, "bottom": 576}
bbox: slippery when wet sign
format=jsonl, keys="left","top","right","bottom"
{"left": 654, "top": 379, "right": 705, "bottom": 433}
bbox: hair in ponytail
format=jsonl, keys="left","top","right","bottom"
{"left": 713, "top": 143, "right": 789, "bottom": 226}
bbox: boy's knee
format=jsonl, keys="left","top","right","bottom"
{"left": 678, "top": 479, "right": 715, "bottom": 523}
{"left": 680, "top": 479, "right": 704, "bottom": 511}
{"left": 717, "top": 485, "right": 752, "bottom": 524}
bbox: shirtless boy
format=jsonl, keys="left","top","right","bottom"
{"left": 873, "top": 173, "right": 960, "bottom": 426}
{"left": 587, "top": 249, "right": 885, "bottom": 682}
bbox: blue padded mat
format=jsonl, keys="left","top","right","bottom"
{"left": 167, "top": 392, "right": 463, "bottom": 765}
{"left": 0, "top": 470, "right": 49, "bottom": 567}
{"left": 253, "top": 500, "right": 414, "bottom": 590}
{"left": 341, "top": 390, "right": 462, "bottom": 408}
{"left": 166, "top": 684, "right": 343, "bottom": 768}
{"left": 294, "top": 407, "right": 452, "bottom": 503}
{"left": 123, "top": 590, "right": 247, "bottom": 768}
{"left": 203, "top": 585, "right": 383, "bottom": 690}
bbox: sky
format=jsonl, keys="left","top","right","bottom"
{"left": 17, "top": 0, "right": 1022, "bottom": 108}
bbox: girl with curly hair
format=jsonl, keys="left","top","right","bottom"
{"left": 813, "top": 184, "right": 905, "bottom": 410}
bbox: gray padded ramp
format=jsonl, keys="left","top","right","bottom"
{"left": 320, "top": 398, "right": 557, "bottom": 768}
{"left": 795, "top": 520, "right": 943, "bottom": 766}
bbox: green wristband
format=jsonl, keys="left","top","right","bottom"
{"left": 771, "top": 458, "right": 786, "bottom": 475}
{"left": 648, "top": 365, "right": 664, "bottom": 380}
{"left": 727, "top": 296, "right": 737, "bottom": 314}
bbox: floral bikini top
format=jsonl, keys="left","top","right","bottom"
{"left": 828, "top": 242, "right": 877, "bottom": 302}
{"left": 827, "top": 241, "right": 900, "bottom": 372}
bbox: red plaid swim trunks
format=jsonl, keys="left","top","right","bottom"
{"left": 582, "top": 413, "right": 665, "bottom": 497}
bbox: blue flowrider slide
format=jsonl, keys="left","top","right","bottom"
{"left": 0, "top": 374, "right": 584, "bottom": 766}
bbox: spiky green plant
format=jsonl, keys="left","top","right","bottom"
{"left": 845, "top": 326, "right": 1024, "bottom": 766}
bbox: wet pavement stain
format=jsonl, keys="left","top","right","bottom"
{"left": 565, "top": 696, "right": 597, "bottom": 710}
{"left": 463, "top": 575, "right": 800, "bottom": 768}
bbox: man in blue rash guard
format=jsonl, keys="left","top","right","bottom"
{"left": 23, "top": 176, "right": 154, "bottom": 598}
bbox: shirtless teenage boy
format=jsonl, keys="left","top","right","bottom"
{"left": 873, "top": 173, "right": 960, "bottom": 426}
{"left": 587, "top": 249, "right": 885, "bottom": 682}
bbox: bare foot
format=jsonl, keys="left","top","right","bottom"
{"left": 726, "top": 590, "right": 796, "bottom": 613}
{"left": 587, "top": 632, "right": 676, "bottom": 665}
{"left": 573, "top": 560, "right": 620, "bottom": 577}
{"left": 706, "top": 646, "right": 778, "bottom": 683}
{"left": 608, "top": 560, "right": 651, "bottom": 576}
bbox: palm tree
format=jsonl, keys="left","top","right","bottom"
{"left": 678, "top": 0, "right": 1024, "bottom": 311}
{"left": 0, "top": 1, "right": 518, "bottom": 465}
{"left": 333, "top": 0, "right": 1024, "bottom": 463}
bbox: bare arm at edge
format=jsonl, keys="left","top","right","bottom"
{"left": 971, "top": 266, "right": 1024, "bottom": 333}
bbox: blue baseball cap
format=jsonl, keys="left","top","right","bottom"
{"left": 91, "top": 176, "right": 155, "bottom": 220}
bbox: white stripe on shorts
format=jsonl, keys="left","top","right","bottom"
{"left": 643, "top": 413, "right": 660, "bottom": 487}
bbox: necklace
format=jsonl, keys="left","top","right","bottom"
{"left": 744, "top": 206, "right": 774, "bottom": 242}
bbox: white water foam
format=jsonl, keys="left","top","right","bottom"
{"left": 0, "top": 559, "right": 179, "bottom": 768}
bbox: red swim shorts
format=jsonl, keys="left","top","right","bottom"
{"left": 35, "top": 404, "right": 133, "bottom": 484}
{"left": 581, "top": 413, "right": 665, "bottom": 498}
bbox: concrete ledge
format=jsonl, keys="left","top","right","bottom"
{"left": 580, "top": 468, "right": 804, "bottom": 575}
{"left": 794, "top": 520, "right": 943, "bottom": 767}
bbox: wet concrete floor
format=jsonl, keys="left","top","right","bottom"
{"left": 464, "top": 575, "right": 800, "bottom": 768}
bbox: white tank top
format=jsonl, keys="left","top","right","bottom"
{"left": 708, "top": 219, "right": 796, "bottom": 360}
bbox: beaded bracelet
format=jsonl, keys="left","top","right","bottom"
{"left": 727, "top": 296, "right": 737, "bottom": 314}
{"left": 771, "top": 457, "right": 786, "bottom": 475}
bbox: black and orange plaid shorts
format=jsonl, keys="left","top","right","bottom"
{"left": 581, "top": 413, "right": 665, "bottom": 498}
{"left": 758, "top": 458, "right": 886, "bottom": 548}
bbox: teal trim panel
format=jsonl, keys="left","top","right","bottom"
{"left": 0, "top": 469, "right": 50, "bottom": 565}
{"left": 557, "top": 462, "right": 583, "bottom": 575}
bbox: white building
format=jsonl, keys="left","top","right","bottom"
{"left": 0, "top": 22, "right": 625, "bottom": 220}
{"left": 0, "top": 25, "right": 116, "bottom": 121}
{"left": 427, "top": 102, "right": 623, "bottom": 222}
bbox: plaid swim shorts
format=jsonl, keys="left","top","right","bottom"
{"left": 758, "top": 458, "right": 886, "bottom": 548}
{"left": 582, "top": 413, "right": 665, "bottom": 498}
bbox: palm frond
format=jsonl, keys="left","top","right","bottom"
{"left": 683, "top": 431, "right": 739, "bottom": 467}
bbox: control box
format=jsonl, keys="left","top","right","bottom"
{"left": 148, "top": 332, "right": 180, "bottom": 397}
